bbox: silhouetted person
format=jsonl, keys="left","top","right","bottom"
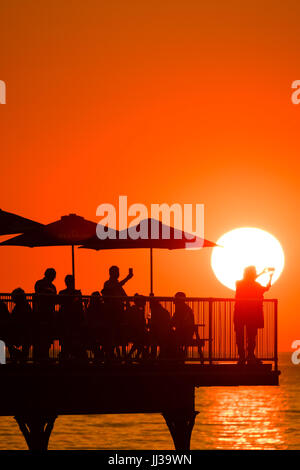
{"left": 58, "top": 275, "right": 84, "bottom": 360}
{"left": 101, "top": 266, "right": 133, "bottom": 299}
{"left": 86, "top": 291, "right": 103, "bottom": 327}
{"left": 128, "top": 294, "right": 147, "bottom": 360}
{"left": 101, "top": 266, "right": 133, "bottom": 358}
{"left": 33, "top": 268, "right": 57, "bottom": 361}
{"left": 86, "top": 291, "right": 107, "bottom": 360}
{"left": 149, "top": 298, "right": 172, "bottom": 359}
{"left": 0, "top": 298, "right": 10, "bottom": 349}
{"left": 172, "top": 292, "right": 195, "bottom": 359}
{"left": 9, "top": 288, "right": 32, "bottom": 362}
{"left": 234, "top": 266, "right": 273, "bottom": 365}
{"left": 0, "top": 299, "right": 9, "bottom": 324}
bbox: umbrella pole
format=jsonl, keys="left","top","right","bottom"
{"left": 150, "top": 247, "right": 153, "bottom": 295}
{"left": 71, "top": 244, "right": 75, "bottom": 286}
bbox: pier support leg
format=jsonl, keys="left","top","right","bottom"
{"left": 14, "top": 415, "right": 57, "bottom": 451}
{"left": 162, "top": 411, "right": 198, "bottom": 450}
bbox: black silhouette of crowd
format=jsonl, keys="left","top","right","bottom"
{"left": 0, "top": 266, "right": 204, "bottom": 364}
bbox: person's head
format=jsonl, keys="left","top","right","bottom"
{"left": 243, "top": 265, "right": 257, "bottom": 281}
{"left": 90, "top": 291, "right": 101, "bottom": 308}
{"left": 109, "top": 265, "right": 119, "bottom": 280}
{"left": 44, "top": 268, "right": 56, "bottom": 282}
{"left": 11, "top": 287, "right": 26, "bottom": 304}
{"left": 64, "top": 274, "right": 74, "bottom": 289}
{"left": 174, "top": 291, "right": 186, "bottom": 306}
{"left": 134, "top": 293, "right": 146, "bottom": 308}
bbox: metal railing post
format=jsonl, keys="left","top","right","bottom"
{"left": 274, "top": 299, "right": 278, "bottom": 372}
{"left": 208, "top": 298, "right": 213, "bottom": 364}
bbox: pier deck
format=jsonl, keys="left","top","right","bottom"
{"left": 0, "top": 362, "right": 279, "bottom": 415}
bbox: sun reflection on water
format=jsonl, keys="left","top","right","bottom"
{"left": 194, "top": 386, "right": 289, "bottom": 450}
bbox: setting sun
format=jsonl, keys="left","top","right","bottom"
{"left": 211, "top": 227, "right": 285, "bottom": 291}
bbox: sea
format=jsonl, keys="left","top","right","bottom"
{"left": 0, "top": 353, "right": 299, "bottom": 450}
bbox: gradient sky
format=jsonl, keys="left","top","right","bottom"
{"left": 0, "top": 0, "right": 299, "bottom": 350}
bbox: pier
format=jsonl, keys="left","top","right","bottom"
{"left": 0, "top": 295, "right": 279, "bottom": 450}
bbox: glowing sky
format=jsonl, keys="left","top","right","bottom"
{"left": 0, "top": 0, "right": 300, "bottom": 350}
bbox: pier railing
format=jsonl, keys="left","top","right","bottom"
{"left": 0, "top": 294, "right": 278, "bottom": 369}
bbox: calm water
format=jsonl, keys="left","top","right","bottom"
{"left": 0, "top": 353, "right": 299, "bottom": 450}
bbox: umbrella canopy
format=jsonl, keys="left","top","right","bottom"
{"left": 0, "top": 213, "right": 107, "bottom": 282}
{"left": 0, "top": 209, "right": 43, "bottom": 235}
{"left": 80, "top": 218, "right": 217, "bottom": 294}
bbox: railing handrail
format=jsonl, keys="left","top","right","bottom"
{"left": 0, "top": 293, "right": 278, "bottom": 303}
{"left": 0, "top": 294, "right": 278, "bottom": 366}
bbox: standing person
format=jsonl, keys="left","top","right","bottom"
{"left": 10, "top": 288, "right": 33, "bottom": 362}
{"left": 58, "top": 275, "right": 84, "bottom": 360}
{"left": 234, "top": 266, "right": 273, "bottom": 365}
{"left": 101, "top": 266, "right": 133, "bottom": 358}
{"left": 33, "top": 268, "right": 57, "bottom": 361}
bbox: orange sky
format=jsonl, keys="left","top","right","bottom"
{"left": 0, "top": 0, "right": 299, "bottom": 350}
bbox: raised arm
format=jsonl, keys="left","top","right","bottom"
{"left": 119, "top": 268, "right": 134, "bottom": 287}
{"left": 263, "top": 272, "right": 274, "bottom": 292}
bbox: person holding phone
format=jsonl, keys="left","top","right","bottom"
{"left": 234, "top": 265, "right": 274, "bottom": 365}
{"left": 101, "top": 266, "right": 134, "bottom": 358}
{"left": 102, "top": 266, "right": 133, "bottom": 297}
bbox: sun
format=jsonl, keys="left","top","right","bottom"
{"left": 211, "top": 227, "right": 285, "bottom": 291}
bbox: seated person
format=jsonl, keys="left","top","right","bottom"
{"left": 128, "top": 294, "right": 147, "bottom": 360}
{"left": 58, "top": 275, "right": 84, "bottom": 360}
{"left": 86, "top": 291, "right": 107, "bottom": 360}
{"left": 86, "top": 291, "right": 104, "bottom": 328}
{"left": 0, "top": 298, "right": 10, "bottom": 356}
{"left": 149, "top": 298, "right": 172, "bottom": 359}
{"left": 172, "top": 292, "right": 195, "bottom": 358}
